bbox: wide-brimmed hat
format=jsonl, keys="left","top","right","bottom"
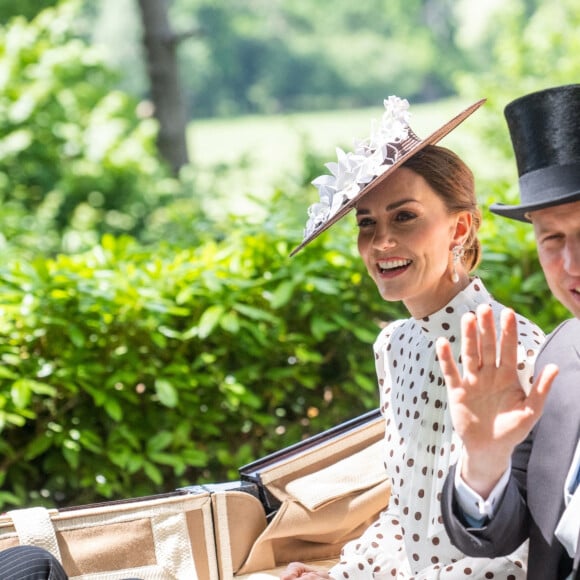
{"left": 490, "top": 84, "right": 580, "bottom": 222}
{"left": 290, "top": 96, "right": 486, "bottom": 256}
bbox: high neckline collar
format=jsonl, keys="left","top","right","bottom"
{"left": 413, "top": 277, "right": 492, "bottom": 339}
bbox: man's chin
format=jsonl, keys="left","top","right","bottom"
{"left": 561, "top": 297, "right": 580, "bottom": 320}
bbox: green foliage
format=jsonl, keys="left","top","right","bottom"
{"left": 0, "top": 0, "right": 573, "bottom": 513}
{"left": 456, "top": 0, "right": 580, "bottom": 150}
{"left": 171, "top": 0, "right": 467, "bottom": 116}
{"left": 451, "top": 0, "right": 579, "bottom": 333}
{"left": 0, "top": 2, "right": 187, "bottom": 255}
{"left": 0, "top": 0, "right": 58, "bottom": 22}
{"left": 0, "top": 173, "right": 564, "bottom": 510}
{"left": 0, "top": 205, "right": 406, "bottom": 508}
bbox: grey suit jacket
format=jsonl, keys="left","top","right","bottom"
{"left": 441, "top": 318, "right": 580, "bottom": 580}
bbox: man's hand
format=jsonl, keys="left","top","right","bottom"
{"left": 279, "top": 562, "right": 331, "bottom": 579}
{"left": 436, "top": 304, "right": 558, "bottom": 498}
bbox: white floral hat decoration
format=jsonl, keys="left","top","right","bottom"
{"left": 290, "top": 95, "right": 486, "bottom": 256}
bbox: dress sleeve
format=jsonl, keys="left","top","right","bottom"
{"left": 514, "top": 315, "right": 545, "bottom": 395}
{"left": 329, "top": 503, "right": 528, "bottom": 579}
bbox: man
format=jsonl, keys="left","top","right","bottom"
{"left": 0, "top": 546, "right": 68, "bottom": 580}
{"left": 436, "top": 83, "right": 580, "bottom": 580}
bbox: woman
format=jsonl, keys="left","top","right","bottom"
{"left": 282, "top": 97, "right": 544, "bottom": 578}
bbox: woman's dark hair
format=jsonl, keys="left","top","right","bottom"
{"left": 403, "top": 144, "right": 482, "bottom": 271}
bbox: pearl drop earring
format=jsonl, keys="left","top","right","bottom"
{"left": 451, "top": 245, "right": 465, "bottom": 283}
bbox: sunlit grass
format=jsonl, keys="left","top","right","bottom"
{"left": 186, "top": 96, "right": 503, "bottom": 217}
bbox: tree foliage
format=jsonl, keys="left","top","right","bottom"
{"left": 0, "top": 2, "right": 183, "bottom": 255}
{"left": 451, "top": 0, "right": 580, "bottom": 330}
{"left": 172, "top": 0, "right": 470, "bottom": 117}
{"left": 0, "top": 0, "right": 576, "bottom": 510}
{"left": 0, "top": 0, "right": 58, "bottom": 22}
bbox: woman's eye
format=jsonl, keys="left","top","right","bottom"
{"left": 394, "top": 211, "right": 416, "bottom": 222}
{"left": 357, "top": 217, "right": 375, "bottom": 228}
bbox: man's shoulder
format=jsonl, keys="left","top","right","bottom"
{"left": 541, "top": 317, "right": 579, "bottom": 353}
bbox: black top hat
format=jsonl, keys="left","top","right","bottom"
{"left": 490, "top": 84, "right": 580, "bottom": 222}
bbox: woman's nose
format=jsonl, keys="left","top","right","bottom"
{"left": 372, "top": 227, "right": 395, "bottom": 250}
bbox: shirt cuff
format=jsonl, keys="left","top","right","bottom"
{"left": 454, "top": 452, "right": 511, "bottom": 525}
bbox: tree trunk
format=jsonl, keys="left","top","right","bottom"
{"left": 137, "top": 0, "right": 189, "bottom": 174}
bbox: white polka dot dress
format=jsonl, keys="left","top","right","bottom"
{"left": 328, "top": 278, "right": 545, "bottom": 579}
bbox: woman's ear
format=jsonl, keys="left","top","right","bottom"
{"left": 452, "top": 211, "right": 472, "bottom": 246}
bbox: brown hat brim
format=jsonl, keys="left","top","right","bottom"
{"left": 290, "top": 98, "right": 486, "bottom": 256}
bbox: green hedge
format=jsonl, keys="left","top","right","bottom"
{"left": 0, "top": 200, "right": 567, "bottom": 509}
{"left": 0, "top": 221, "right": 406, "bottom": 509}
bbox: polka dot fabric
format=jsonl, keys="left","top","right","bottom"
{"left": 328, "top": 279, "right": 544, "bottom": 579}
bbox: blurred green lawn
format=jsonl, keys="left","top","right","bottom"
{"left": 187, "top": 97, "right": 501, "bottom": 217}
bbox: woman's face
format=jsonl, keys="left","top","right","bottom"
{"left": 356, "top": 167, "right": 470, "bottom": 318}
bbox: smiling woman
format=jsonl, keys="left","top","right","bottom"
{"left": 355, "top": 158, "right": 474, "bottom": 319}
{"left": 280, "top": 96, "right": 545, "bottom": 579}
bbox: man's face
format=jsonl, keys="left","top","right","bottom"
{"left": 530, "top": 200, "right": 580, "bottom": 318}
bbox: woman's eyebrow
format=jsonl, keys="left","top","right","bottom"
{"left": 356, "top": 198, "right": 418, "bottom": 216}
{"left": 386, "top": 198, "right": 417, "bottom": 211}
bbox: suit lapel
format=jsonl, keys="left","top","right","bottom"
{"left": 574, "top": 533, "right": 579, "bottom": 577}
{"left": 528, "top": 320, "right": 580, "bottom": 545}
